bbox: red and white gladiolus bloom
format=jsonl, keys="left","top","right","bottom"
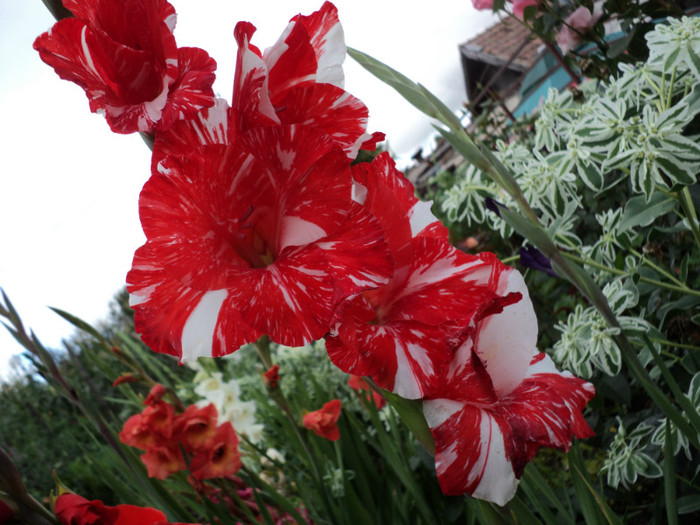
{"left": 127, "top": 120, "right": 392, "bottom": 362}
{"left": 327, "top": 153, "right": 502, "bottom": 399}
{"left": 423, "top": 270, "right": 595, "bottom": 505}
{"left": 33, "top": 0, "right": 216, "bottom": 134}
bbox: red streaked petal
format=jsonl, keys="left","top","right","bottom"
{"left": 472, "top": 268, "right": 538, "bottom": 397}
{"left": 504, "top": 352, "right": 596, "bottom": 473}
{"left": 152, "top": 98, "right": 236, "bottom": 168}
{"left": 264, "top": 17, "right": 318, "bottom": 101}
{"left": 139, "top": 146, "right": 256, "bottom": 290}
{"left": 233, "top": 21, "right": 279, "bottom": 129}
{"left": 291, "top": 1, "right": 345, "bottom": 87}
{"left": 328, "top": 300, "right": 452, "bottom": 399}
{"left": 424, "top": 347, "right": 595, "bottom": 504}
{"left": 424, "top": 394, "right": 518, "bottom": 505}
{"left": 386, "top": 240, "right": 495, "bottom": 327}
{"left": 158, "top": 46, "right": 217, "bottom": 130}
{"left": 275, "top": 84, "right": 369, "bottom": 159}
{"left": 233, "top": 245, "right": 336, "bottom": 346}
{"left": 127, "top": 244, "right": 260, "bottom": 362}
{"left": 318, "top": 201, "right": 393, "bottom": 299}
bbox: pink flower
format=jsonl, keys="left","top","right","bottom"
{"left": 471, "top": 0, "right": 494, "bottom": 10}
{"left": 303, "top": 400, "right": 342, "bottom": 441}
{"left": 327, "top": 153, "right": 502, "bottom": 399}
{"left": 33, "top": 0, "right": 216, "bottom": 134}
{"left": 512, "top": 0, "right": 541, "bottom": 19}
{"left": 556, "top": 6, "right": 603, "bottom": 55}
{"left": 422, "top": 271, "right": 595, "bottom": 505}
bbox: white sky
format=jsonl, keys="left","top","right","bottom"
{"left": 0, "top": 1, "right": 495, "bottom": 380}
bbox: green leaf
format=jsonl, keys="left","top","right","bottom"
{"left": 568, "top": 444, "right": 624, "bottom": 525}
{"left": 49, "top": 307, "right": 108, "bottom": 345}
{"left": 379, "top": 387, "right": 434, "bottom": 456}
{"left": 663, "top": 419, "right": 678, "bottom": 525}
{"left": 417, "top": 83, "right": 463, "bottom": 131}
{"left": 620, "top": 192, "right": 676, "bottom": 230}
{"left": 348, "top": 47, "right": 439, "bottom": 120}
{"left": 678, "top": 495, "right": 700, "bottom": 515}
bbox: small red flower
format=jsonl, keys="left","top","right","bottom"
{"left": 119, "top": 400, "right": 174, "bottom": 450}
{"left": 263, "top": 364, "right": 280, "bottom": 389}
{"left": 347, "top": 376, "right": 385, "bottom": 409}
{"left": 303, "top": 400, "right": 342, "bottom": 441}
{"left": 33, "top": 0, "right": 216, "bottom": 134}
{"left": 140, "top": 443, "right": 187, "bottom": 480}
{"left": 144, "top": 384, "right": 168, "bottom": 405}
{"left": 189, "top": 422, "right": 242, "bottom": 480}
{"left": 173, "top": 403, "right": 219, "bottom": 452}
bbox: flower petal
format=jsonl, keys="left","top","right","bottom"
{"left": 158, "top": 46, "right": 217, "bottom": 130}
{"left": 290, "top": 1, "right": 346, "bottom": 87}
{"left": 472, "top": 268, "right": 538, "bottom": 397}
{"left": 233, "top": 21, "right": 280, "bottom": 129}
{"left": 127, "top": 244, "right": 260, "bottom": 362}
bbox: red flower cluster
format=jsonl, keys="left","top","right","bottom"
{"left": 35, "top": 0, "right": 596, "bottom": 506}
{"left": 119, "top": 385, "right": 241, "bottom": 480}
{"left": 303, "top": 400, "right": 342, "bottom": 441}
{"left": 54, "top": 493, "right": 199, "bottom": 525}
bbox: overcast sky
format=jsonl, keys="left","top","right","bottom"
{"left": 0, "top": 1, "right": 496, "bottom": 380}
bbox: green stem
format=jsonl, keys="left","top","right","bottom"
{"left": 253, "top": 336, "right": 324, "bottom": 483}
{"left": 678, "top": 187, "right": 700, "bottom": 249}
{"left": 560, "top": 252, "right": 700, "bottom": 297}
{"left": 629, "top": 248, "right": 687, "bottom": 288}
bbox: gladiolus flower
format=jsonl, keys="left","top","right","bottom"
{"left": 119, "top": 400, "right": 175, "bottom": 450}
{"left": 174, "top": 403, "right": 219, "bottom": 451}
{"left": 303, "top": 399, "right": 342, "bottom": 441}
{"left": 189, "top": 422, "right": 242, "bottom": 480}
{"left": 34, "top": 0, "right": 216, "bottom": 134}
{"left": 140, "top": 443, "right": 187, "bottom": 480}
{"left": 422, "top": 271, "right": 595, "bottom": 505}
{"left": 128, "top": 122, "right": 392, "bottom": 362}
{"left": 327, "top": 153, "right": 502, "bottom": 399}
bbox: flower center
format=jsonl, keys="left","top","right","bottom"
{"left": 229, "top": 205, "right": 276, "bottom": 269}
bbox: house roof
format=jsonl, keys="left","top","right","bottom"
{"left": 459, "top": 19, "right": 541, "bottom": 72}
